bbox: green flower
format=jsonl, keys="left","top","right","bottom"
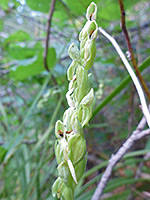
{"left": 52, "top": 2, "right": 97, "bottom": 199}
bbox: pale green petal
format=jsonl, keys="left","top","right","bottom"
{"left": 67, "top": 159, "right": 78, "bottom": 184}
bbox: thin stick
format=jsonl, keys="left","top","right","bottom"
{"left": 118, "top": 0, "right": 150, "bottom": 101}
{"left": 98, "top": 27, "right": 150, "bottom": 128}
{"left": 43, "top": 0, "right": 56, "bottom": 72}
{"left": 43, "top": 0, "right": 57, "bottom": 85}
{"left": 92, "top": 126, "right": 150, "bottom": 200}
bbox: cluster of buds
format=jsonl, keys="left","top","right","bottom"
{"left": 52, "top": 2, "right": 98, "bottom": 199}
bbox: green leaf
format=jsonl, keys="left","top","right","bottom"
{"left": 7, "top": 43, "right": 41, "bottom": 60}
{"left": 10, "top": 48, "right": 56, "bottom": 80}
{"left": 4, "top": 31, "right": 31, "bottom": 46}
{"left": 0, "top": 146, "right": 7, "bottom": 163}
{"left": 0, "top": 19, "right": 3, "bottom": 31}
{"left": 63, "top": 0, "right": 93, "bottom": 16}
{"left": 26, "top": 0, "right": 51, "bottom": 12}
{"left": 0, "top": 0, "right": 9, "bottom": 10}
{"left": 105, "top": 177, "right": 145, "bottom": 193}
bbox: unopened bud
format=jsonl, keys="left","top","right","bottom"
{"left": 77, "top": 105, "right": 91, "bottom": 127}
{"left": 67, "top": 60, "right": 76, "bottom": 81}
{"left": 68, "top": 43, "right": 80, "bottom": 61}
{"left": 71, "top": 114, "right": 82, "bottom": 133}
{"left": 57, "top": 161, "right": 69, "bottom": 183}
{"left": 68, "top": 133, "right": 86, "bottom": 165}
{"left": 86, "top": 2, "right": 97, "bottom": 21}
{"left": 75, "top": 66, "right": 89, "bottom": 103}
{"left": 84, "top": 39, "right": 96, "bottom": 70}
{"left": 52, "top": 177, "right": 64, "bottom": 198}
{"left": 80, "top": 88, "right": 94, "bottom": 107}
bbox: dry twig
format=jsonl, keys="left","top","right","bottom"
{"left": 43, "top": 0, "right": 56, "bottom": 72}
{"left": 92, "top": 115, "right": 150, "bottom": 200}
{"left": 43, "top": 0, "right": 57, "bottom": 85}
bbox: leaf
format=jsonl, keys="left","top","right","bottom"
{"left": 63, "top": 0, "right": 93, "bottom": 16}
{"left": 105, "top": 177, "right": 143, "bottom": 193}
{"left": 0, "top": 0, "right": 9, "bottom": 10}
{"left": 4, "top": 31, "right": 31, "bottom": 46}
{"left": 10, "top": 48, "right": 56, "bottom": 80}
{"left": 0, "top": 146, "right": 7, "bottom": 163}
{"left": 0, "top": 19, "right": 3, "bottom": 31}
{"left": 63, "top": 0, "right": 142, "bottom": 28}
{"left": 26, "top": 0, "right": 51, "bottom": 12}
{"left": 7, "top": 45, "right": 40, "bottom": 60}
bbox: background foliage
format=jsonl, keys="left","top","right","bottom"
{"left": 0, "top": 0, "right": 150, "bottom": 199}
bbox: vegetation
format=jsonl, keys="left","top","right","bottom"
{"left": 0, "top": 0, "right": 150, "bottom": 200}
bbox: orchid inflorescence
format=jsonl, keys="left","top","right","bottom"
{"left": 52, "top": 2, "right": 98, "bottom": 199}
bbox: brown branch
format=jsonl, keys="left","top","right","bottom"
{"left": 118, "top": 0, "right": 150, "bottom": 102}
{"left": 44, "top": 0, "right": 56, "bottom": 72}
{"left": 92, "top": 114, "right": 150, "bottom": 200}
{"left": 43, "top": 0, "right": 57, "bottom": 85}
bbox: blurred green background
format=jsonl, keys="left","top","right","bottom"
{"left": 0, "top": 0, "right": 150, "bottom": 199}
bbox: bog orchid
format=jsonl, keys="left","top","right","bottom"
{"left": 52, "top": 2, "right": 98, "bottom": 199}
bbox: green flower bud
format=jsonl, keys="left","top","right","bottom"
{"left": 66, "top": 88, "right": 75, "bottom": 107}
{"left": 79, "top": 20, "right": 97, "bottom": 62}
{"left": 63, "top": 107, "right": 74, "bottom": 131}
{"left": 68, "top": 133, "right": 86, "bottom": 165}
{"left": 80, "top": 88, "right": 94, "bottom": 107}
{"left": 55, "top": 140, "right": 63, "bottom": 164}
{"left": 52, "top": 177, "right": 64, "bottom": 198}
{"left": 68, "top": 42, "right": 80, "bottom": 61}
{"left": 72, "top": 153, "right": 88, "bottom": 189}
{"left": 83, "top": 39, "right": 96, "bottom": 71}
{"left": 67, "top": 60, "right": 76, "bottom": 81}
{"left": 52, "top": 178, "right": 74, "bottom": 200}
{"left": 79, "top": 21, "right": 91, "bottom": 42}
{"left": 86, "top": 2, "right": 97, "bottom": 21}
{"left": 71, "top": 114, "right": 83, "bottom": 133}
{"left": 77, "top": 105, "right": 92, "bottom": 127}
{"left": 87, "top": 21, "right": 98, "bottom": 39}
{"left": 61, "top": 184, "right": 74, "bottom": 200}
{"left": 75, "top": 65, "right": 89, "bottom": 103}
{"left": 55, "top": 137, "right": 69, "bottom": 164}
{"left": 57, "top": 161, "right": 69, "bottom": 183}
{"left": 55, "top": 120, "right": 65, "bottom": 138}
